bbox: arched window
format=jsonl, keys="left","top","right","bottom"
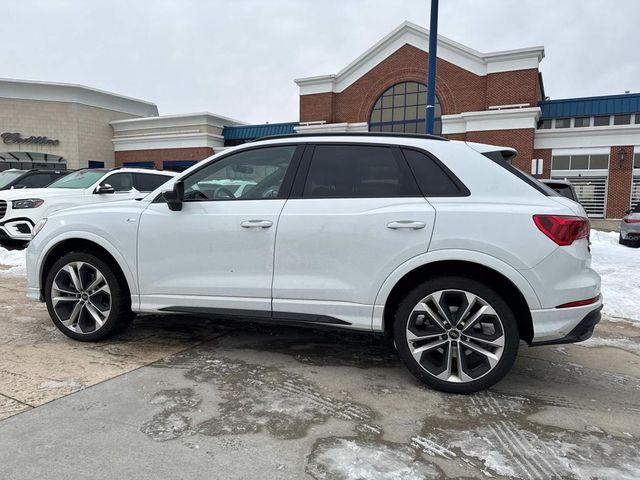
{"left": 369, "top": 81, "right": 442, "bottom": 135}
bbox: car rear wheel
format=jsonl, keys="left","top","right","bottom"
{"left": 393, "top": 276, "right": 519, "bottom": 394}
{"left": 44, "top": 252, "right": 133, "bottom": 341}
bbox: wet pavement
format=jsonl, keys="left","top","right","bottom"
{"left": 0, "top": 275, "right": 639, "bottom": 479}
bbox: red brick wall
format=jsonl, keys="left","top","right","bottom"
{"left": 606, "top": 146, "right": 633, "bottom": 218}
{"left": 115, "top": 147, "right": 214, "bottom": 170}
{"left": 533, "top": 149, "right": 552, "bottom": 179}
{"left": 486, "top": 69, "right": 541, "bottom": 108}
{"left": 299, "top": 44, "right": 542, "bottom": 124}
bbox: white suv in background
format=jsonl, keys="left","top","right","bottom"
{"left": 0, "top": 168, "right": 176, "bottom": 243}
{"left": 25, "top": 134, "right": 602, "bottom": 393}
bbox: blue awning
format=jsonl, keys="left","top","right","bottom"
{"left": 223, "top": 122, "right": 298, "bottom": 141}
{"left": 122, "top": 161, "right": 154, "bottom": 169}
{"left": 163, "top": 160, "right": 197, "bottom": 168}
{"left": 539, "top": 93, "right": 640, "bottom": 119}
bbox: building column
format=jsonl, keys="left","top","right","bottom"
{"left": 533, "top": 149, "right": 552, "bottom": 179}
{"left": 606, "top": 145, "right": 633, "bottom": 218}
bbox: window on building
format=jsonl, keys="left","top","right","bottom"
{"left": 538, "top": 119, "right": 552, "bottom": 129}
{"left": 574, "top": 117, "right": 590, "bottom": 128}
{"left": 593, "top": 115, "right": 611, "bottom": 126}
{"left": 635, "top": 114, "right": 640, "bottom": 124}
{"left": 552, "top": 153, "right": 609, "bottom": 170}
{"left": 614, "top": 114, "right": 631, "bottom": 125}
{"left": 303, "top": 145, "right": 419, "bottom": 198}
{"left": 634, "top": 153, "right": 640, "bottom": 168}
{"left": 555, "top": 118, "right": 571, "bottom": 128}
{"left": 369, "top": 82, "right": 441, "bottom": 135}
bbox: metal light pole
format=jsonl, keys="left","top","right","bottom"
{"left": 425, "top": 0, "right": 439, "bottom": 134}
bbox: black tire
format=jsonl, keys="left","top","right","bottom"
{"left": 393, "top": 276, "right": 520, "bottom": 394}
{"left": 44, "top": 252, "right": 133, "bottom": 341}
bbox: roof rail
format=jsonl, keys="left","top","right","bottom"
{"left": 253, "top": 132, "right": 449, "bottom": 142}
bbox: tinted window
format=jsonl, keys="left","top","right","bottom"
{"left": 402, "top": 149, "right": 463, "bottom": 196}
{"left": 574, "top": 117, "right": 590, "bottom": 127}
{"left": 18, "top": 173, "right": 58, "bottom": 188}
{"left": 594, "top": 115, "right": 610, "bottom": 126}
{"left": 134, "top": 173, "right": 171, "bottom": 192}
{"left": 0, "top": 170, "right": 25, "bottom": 189}
{"left": 555, "top": 118, "right": 570, "bottom": 128}
{"left": 183, "top": 146, "right": 296, "bottom": 201}
{"left": 102, "top": 173, "right": 134, "bottom": 192}
{"left": 303, "top": 145, "right": 419, "bottom": 198}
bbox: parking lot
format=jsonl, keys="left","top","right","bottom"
{"left": 1, "top": 264, "right": 639, "bottom": 479}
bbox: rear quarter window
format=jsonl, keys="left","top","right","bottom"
{"left": 402, "top": 148, "right": 468, "bottom": 196}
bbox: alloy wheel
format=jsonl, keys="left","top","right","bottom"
{"left": 405, "top": 289, "right": 505, "bottom": 383}
{"left": 50, "top": 261, "right": 112, "bottom": 334}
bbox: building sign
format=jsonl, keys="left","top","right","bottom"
{"left": 1, "top": 132, "right": 60, "bottom": 146}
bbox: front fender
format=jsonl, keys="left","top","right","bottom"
{"left": 32, "top": 230, "right": 139, "bottom": 302}
{"left": 371, "top": 249, "right": 541, "bottom": 331}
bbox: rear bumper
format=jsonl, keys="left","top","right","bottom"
{"left": 530, "top": 300, "right": 602, "bottom": 346}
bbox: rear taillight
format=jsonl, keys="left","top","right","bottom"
{"left": 533, "top": 215, "right": 590, "bottom": 246}
{"left": 623, "top": 217, "right": 640, "bottom": 223}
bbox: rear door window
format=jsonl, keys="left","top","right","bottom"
{"left": 302, "top": 145, "right": 419, "bottom": 198}
{"left": 134, "top": 173, "right": 171, "bottom": 192}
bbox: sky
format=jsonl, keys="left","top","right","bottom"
{"left": 3, "top": 0, "right": 640, "bottom": 124}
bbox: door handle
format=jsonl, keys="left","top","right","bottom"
{"left": 241, "top": 220, "right": 273, "bottom": 228}
{"left": 387, "top": 220, "right": 426, "bottom": 230}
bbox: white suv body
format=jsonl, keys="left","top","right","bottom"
{"left": 25, "top": 135, "right": 602, "bottom": 393}
{"left": 0, "top": 168, "right": 176, "bottom": 242}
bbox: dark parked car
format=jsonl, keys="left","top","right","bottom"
{"left": 541, "top": 179, "right": 579, "bottom": 202}
{"left": 0, "top": 169, "right": 70, "bottom": 190}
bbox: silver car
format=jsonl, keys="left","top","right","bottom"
{"left": 620, "top": 203, "right": 640, "bottom": 247}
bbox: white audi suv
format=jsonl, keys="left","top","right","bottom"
{"left": 25, "top": 134, "right": 602, "bottom": 393}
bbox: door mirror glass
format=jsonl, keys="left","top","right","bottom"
{"left": 95, "top": 184, "right": 115, "bottom": 194}
{"left": 163, "top": 181, "right": 184, "bottom": 211}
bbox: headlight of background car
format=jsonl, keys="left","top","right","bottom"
{"left": 32, "top": 218, "right": 48, "bottom": 239}
{"left": 12, "top": 198, "right": 44, "bottom": 209}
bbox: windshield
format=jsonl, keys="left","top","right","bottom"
{"left": 0, "top": 171, "right": 25, "bottom": 189}
{"left": 47, "top": 170, "right": 106, "bottom": 189}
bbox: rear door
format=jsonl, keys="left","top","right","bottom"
{"left": 272, "top": 143, "right": 436, "bottom": 329}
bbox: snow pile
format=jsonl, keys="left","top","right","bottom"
{"left": 589, "top": 230, "right": 639, "bottom": 322}
{"left": 0, "top": 246, "right": 26, "bottom": 276}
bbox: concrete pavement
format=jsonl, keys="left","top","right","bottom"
{"left": 0, "top": 275, "right": 639, "bottom": 479}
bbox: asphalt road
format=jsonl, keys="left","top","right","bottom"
{"left": 0, "top": 275, "right": 639, "bottom": 479}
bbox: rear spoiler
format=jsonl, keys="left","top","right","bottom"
{"left": 466, "top": 142, "right": 517, "bottom": 163}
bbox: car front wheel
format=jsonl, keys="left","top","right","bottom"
{"left": 393, "top": 276, "right": 520, "bottom": 394}
{"left": 44, "top": 252, "right": 133, "bottom": 341}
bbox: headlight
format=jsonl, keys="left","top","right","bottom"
{"left": 12, "top": 198, "right": 44, "bottom": 209}
{"left": 32, "top": 218, "right": 47, "bottom": 239}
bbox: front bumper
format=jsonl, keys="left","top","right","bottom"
{"left": 0, "top": 218, "right": 34, "bottom": 242}
{"left": 529, "top": 298, "right": 603, "bottom": 346}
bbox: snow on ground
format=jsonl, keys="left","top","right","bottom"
{"left": 0, "top": 246, "right": 26, "bottom": 276}
{"left": 0, "top": 229, "right": 637, "bottom": 322}
{"left": 589, "top": 230, "right": 639, "bottom": 322}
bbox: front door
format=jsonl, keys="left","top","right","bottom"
{"left": 137, "top": 145, "right": 301, "bottom": 314}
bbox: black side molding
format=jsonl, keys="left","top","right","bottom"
{"left": 158, "top": 306, "right": 351, "bottom": 326}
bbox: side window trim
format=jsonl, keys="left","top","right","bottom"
{"left": 179, "top": 144, "right": 305, "bottom": 202}
{"left": 400, "top": 146, "right": 470, "bottom": 197}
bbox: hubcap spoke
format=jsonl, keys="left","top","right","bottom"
{"left": 84, "top": 303, "right": 106, "bottom": 329}
{"left": 412, "top": 302, "right": 448, "bottom": 331}
{"left": 459, "top": 339, "right": 500, "bottom": 367}
{"left": 85, "top": 272, "right": 106, "bottom": 294}
{"left": 410, "top": 337, "right": 448, "bottom": 359}
{"left": 61, "top": 301, "right": 83, "bottom": 329}
{"left": 63, "top": 263, "right": 84, "bottom": 292}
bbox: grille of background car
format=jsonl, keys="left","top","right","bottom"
{"left": 0, "top": 200, "right": 6, "bottom": 220}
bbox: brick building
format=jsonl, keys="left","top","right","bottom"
{"left": 295, "top": 21, "right": 640, "bottom": 218}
